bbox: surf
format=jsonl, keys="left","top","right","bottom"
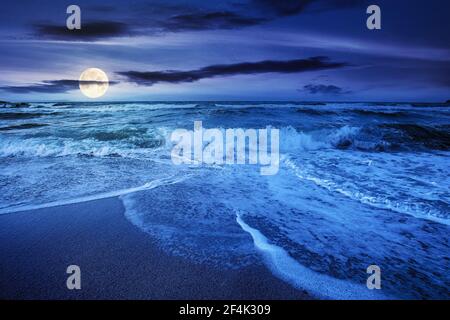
{"left": 236, "top": 212, "right": 391, "bottom": 300}
{"left": 0, "top": 175, "right": 189, "bottom": 215}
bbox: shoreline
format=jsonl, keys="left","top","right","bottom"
{"left": 0, "top": 196, "right": 309, "bottom": 300}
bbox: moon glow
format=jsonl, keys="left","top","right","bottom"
{"left": 79, "top": 68, "right": 109, "bottom": 98}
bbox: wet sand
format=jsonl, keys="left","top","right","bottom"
{"left": 0, "top": 197, "right": 309, "bottom": 299}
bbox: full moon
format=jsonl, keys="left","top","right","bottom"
{"left": 79, "top": 68, "right": 109, "bottom": 98}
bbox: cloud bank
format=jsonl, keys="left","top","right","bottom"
{"left": 118, "top": 56, "right": 347, "bottom": 86}
{"left": 0, "top": 80, "right": 117, "bottom": 93}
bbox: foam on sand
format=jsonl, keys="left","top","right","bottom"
{"left": 0, "top": 176, "right": 188, "bottom": 215}
{"left": 236, "top": 212, "right": 392, "bottom": 300}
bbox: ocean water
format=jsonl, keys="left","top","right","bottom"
{"left": 0, "top": 101, "right": 449, "bottom": 299}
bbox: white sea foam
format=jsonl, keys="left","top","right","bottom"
{"left": 0, "top": 139, "right": 125, "bottom": 158}
{"left": 0, "top": 137, "right": 169, "bottom": 159}
{"left": 280, "top": 125, "right": 361, "bottom": 152}
{"left": 236, "top": 212, "right": 391, "bottom": 300}
{"left": 0, "top": 176, "right": 188, "bottom": 215}
{"left": 284, "top": 157, "right": 450, "bottom": 226}
{"left": 1, "top": 102, "right": 449, "bottom": 299}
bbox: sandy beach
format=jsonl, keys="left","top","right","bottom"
{"left": 0, "top": 197, "right": 309, "bottom": 300}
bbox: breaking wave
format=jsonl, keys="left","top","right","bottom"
{"left": 281, "top": 124, "right": 450, "bottom": 152}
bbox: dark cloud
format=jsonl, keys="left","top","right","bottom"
{"left": 31, "top": 0, "right": 366, "bottom": 40}
{"left": 33, "top": 12, "right": 262, "bottom": 39}
{"left": 0, "top": 80, "right": 117, "bottom": 94}
{"left": 252, "top": 0, "right": 366, "bottom": 16}
{"left": 314, "top": 0, "right": 367, "bottom": 10}
{"left": 252, "top": 0, "right": 314, "bottom": 16}
{"left": 156, "top": 1, "right": 365, "bottom": 32}
{"left": 302, "top": 83, "right": 351, "bottom": 94}
{"left": 33, "top": 21, "right": 130, "bottom": 40}
{"left": 160, "top": 11, "right": 266, "bottom": 32}
{"left": 118, "top": 56, "right": 347, "bottom": 86}
{"left": 155, "top": 0, "right": 366, "bottom": 32}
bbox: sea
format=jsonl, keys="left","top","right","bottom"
{"left": 0, "top": 101, "right": 449, "bottom": 299}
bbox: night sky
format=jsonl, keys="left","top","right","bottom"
{"left": 0, "top": 0, "right": 449, "bottom": 102}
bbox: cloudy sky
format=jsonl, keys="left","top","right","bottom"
{"left": 0, "top": 0, "right": 449, "bottom": 102}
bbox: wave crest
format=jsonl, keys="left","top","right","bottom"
{"left": 280, "top": 124, "right": 450, "bottom": 152}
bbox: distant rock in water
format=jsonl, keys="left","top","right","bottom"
{"left": 0, "top": 101, "right": 30, "bottom": 108}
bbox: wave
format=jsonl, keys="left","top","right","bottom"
{"left": 281, "top": 124, "right": 450, "bottom": 152}
{"left": 284, "top": 158, "right": 450, "bottom": 225}
{"left": 0, "top": 139, "right": 166, "bottom": 159}
{"left": 0, "top": 123, "right": 48, "bottom": 131}
{"left": 0, "top": 102, "right": 31, "bottom": 108}
{"left": 282, "top": 125, "right": 394, "bottom": 152}
{"left": 281, "top": 125, "right": 371, "bottom": 151}
{"left": 85, "top": 128, "right": 166, "bottom": 149}
{"left": 212, "top": 108, "right": 251, "bottom": 115}
{"left": 281, "top": 126, "right": 329, "bottom": 151}
{"left": 380, "top": 124, "right": 450, "bottom": 150}
{"left": 350, "top": 110, "right": 411, "bottom": 118}
{"left": 0, "top": 176, "right": 188, "bottom": 215}
{"left": 295, "top": 108, "right": 337, "bottom": 116}
{"left": 293, "top": 106, "right": 436, "bottom": 118}
{"left": 0, "top": 111, "right": 60, "bottom": 120}
{"left": 2, "top": 123, "right": 448, "bottom": 160}
{"left": 52, "top": 102, "right": 70, "bottom": 107}
{"left": 0, "top": 139, "right": 127, "bottom": 158}
{"left": 236, "top": 212, "right": 390, "bottom": 299}
{"left": 0, "top": 127, "right": 171, "bottom": 158}
{"left": 410, "top": 102, "right": 450, "bottom": 108}
{"left": 0, "top": 125, "right": 352, "bottom": 158}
